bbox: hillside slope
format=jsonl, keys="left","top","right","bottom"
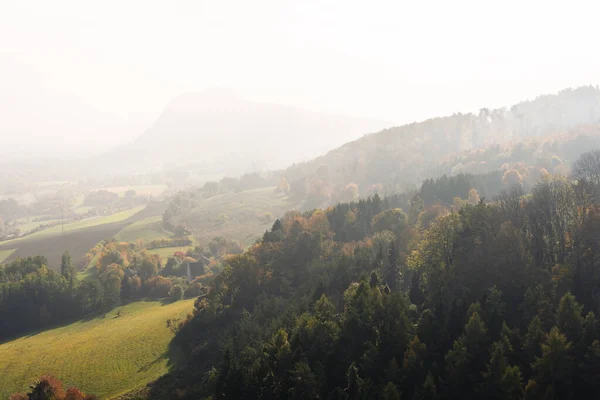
{"left": 283, "top": 86, "right": 600, "bottom": 195}
{"left": 0, "top": 299, "right": 194, "bottom": 398}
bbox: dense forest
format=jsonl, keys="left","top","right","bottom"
{"left": 5, "top": 150, "right": 600, "bottom": 399}
{"left": 283, "top": 86, "right": 600, "bottom": 199}
{"left": 140, "top": 150, "right": 600, "bottom": 399}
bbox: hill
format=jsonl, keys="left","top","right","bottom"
{"left": 282, "top": 86, "right": 600, "bottom": 196}
{"left": 147, "top": 158, "right": 600, "bottom": 399}
{"left": 173, "top": 186, "right": 302, "bottom": 247}
{"left": 0, "top": 299, "right": 195, "bottom": 399}
{"left": 102, "top": 89, "right": 388, "bottom": 177}
{"left": 0, "top": 202, "right": 165, "bottom": 269}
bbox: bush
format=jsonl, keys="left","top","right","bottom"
{"left": 169, "top": 284, "right": 184, "bottom": 301}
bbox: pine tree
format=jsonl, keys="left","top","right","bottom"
{"left": 556, "top": 292, "right": 583, "bottom": 343}
{"left": 385, "top": 240, "right": 400, "bottom": 290}
{"left": 382, "top": 382, "right": 401, "bottom": 400}
{"left": 60, "top": 250, "right": 74, "bottom": 281}
{"left": 532, "top": 327, "right": 573, "bottom": 399}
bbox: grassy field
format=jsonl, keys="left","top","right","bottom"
{"left": 2, "top": 206, "right": 146, "bottom": 247}
{"left": 146, "top": 246, "right": 194, "bottom": 259}
{"left": 16, "top": 218, "right": 62, "bottom": 233}
{"left": 92, "top": 185, "right": 168, "bottom": 198}
{"left": 115, "top": 216, "right": 170, "bottom": 242}
{"left": 181, "top": 186, "right": 301, "bottom": 246}
{"left": 0, "top": 299, "right": 195, "bottom": 398}
{"left": 0, "top": 248, "right": 16, "bottom": 263}
{"left": 0, "top": 202, "right": 166, "bottom": 269}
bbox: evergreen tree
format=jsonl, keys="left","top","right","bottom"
{"left": 60, "top": 250, "right": 74, "bottom": 281}
{"left": 556, "top": 292, "right": 583, "bottom": 343}
{"left": 532, "top": 327, "right": 573, "bottom": 399}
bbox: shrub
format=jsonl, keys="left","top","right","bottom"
{"left": 169, "top": 284, "right": 184, "bottom": 301}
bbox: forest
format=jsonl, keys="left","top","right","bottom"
{"left": 133, "top": 150, "right": 600, "bottom": 400}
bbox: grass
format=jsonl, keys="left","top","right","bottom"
{"left": 182, "top": 186, "right": 301, "bottom": 246}
{"left": 92, "top": 185, "right": 168, "bottom": 198}
{"left": 0, "top": 248, "right": 16, "bottom": 263}
{"left": 15, "top": 219, "right": 61, "bottom": 233}
{"left": 74, "top": 206, "right": 94, "bottom": 215}
{"left": 0, "top": 299, "right": 195, "bottom": 398}
{"left": 146, "top": 246, "right": 194, "bottom": 259}
{"left": 2, "top": 206, "right": 146, "bottom": 245}
{"left": 115, "top": 216, "right": 170, "bottom": 243}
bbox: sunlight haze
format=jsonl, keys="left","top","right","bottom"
{"left": 1, "top": 0, "right": 598, "bottom": 158}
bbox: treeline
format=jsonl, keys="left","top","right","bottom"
{"left": 146, "top": 237, "right": 193, "bottom": 250}
{"left": 149, "top": 151, "right": 600, "bottom": 399}
{"left": 282, "top": 86, "right": 600, "bottom": 196}
{"left": 0, "top": 241, "right": 209, "bottom": 340}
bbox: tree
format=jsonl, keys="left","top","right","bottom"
{"left": 169, "top": 284, "right": 184, "bottom": 301}
{"left": 556, "top": 292, "right": 583, "bottom": 342}
{"left": 532, "top": 327, "right": 573, "bottom": 398}
{"left": 418, "top": 373, "right": 439, "bottom": 400}
{"left": 573, "top": 149, "right": 600, "bottom": 184}
{"left": 138, "top": 259, "right": 158, "bottom": 281}
{"left": 481, "top": 341, "right": 523, "bottom": 399}
{"left": 580, "top": 340, "right": 600, "bottom": 393}
{"left": 345, "top": 363, "right": 364, "bottom": 400}
{"left": 382, "top": 382, "right": 401, "bottom": 400}
{"left": 342, "top": 183, "right": 360, "bottom": 202}
{"left": 385, "top": 240, "right": 400, "bottom": 290}
{"left": 61, "top": 251, "right": 74, "bottom": 280}
{"left": 372, "top": 208, "right": 408, "bottom": 237}
{"left": 288, "top": 362, "right": 319, "bottom": 399}
{"left": 166, "top": 318, "right": 181, "bottom": 335}
{"left": 503, "top": 170, "right": 523, "bottom": 187}
{"left": 173, "top": 224, "right": 192, "bottom": 238}
{"left": 467, "top": 188, "right": 480, "bottom": 205}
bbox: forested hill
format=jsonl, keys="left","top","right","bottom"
{"left": 148, "top": 151, "right": 600, "bottom": 399}
{"left": 283, "top": 86, "right": 600, "bottom": 196}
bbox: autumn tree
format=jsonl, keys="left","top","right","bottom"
{"left": 573, "top": 149, "right": 600, "bottom": 184}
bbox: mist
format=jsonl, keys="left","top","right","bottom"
{"left": 2, "top": 0, "right": 599, "bottom": 161}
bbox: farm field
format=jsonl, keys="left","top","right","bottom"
{"left": 0, "top": 299, "right": 195, "bottom": 398}
{"left": 180, "top": 186, "right": 301, "bottom": 246}
{"left": 0, "top": 203, "right": 166, "bottom": 269}
{"left": 115, "top": 215, "right": 170, "bottom": 242}
{"left": 91, "top": 184, "right": 168, "bottom": 197}
{"left": 12, "top": 206, "right": 146, "bottom": 241}
{"left": 0, "top": 248, "right": 15, "bottom": 263}
{"left": 146, "top": 245, "right": 194, "bottom": 259}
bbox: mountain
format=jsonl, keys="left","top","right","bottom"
{"left": 103, "top": 89, "right": 389, "bottom": 177}
{"left": 282, "top": 85, "right": 600, "bottom": 196}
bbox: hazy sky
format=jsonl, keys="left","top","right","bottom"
{"left": 1, "top": 0, "right": 598, "bottom": 159}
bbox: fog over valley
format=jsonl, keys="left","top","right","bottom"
{"left": 3, "top": 1, "right": 600, "bottom": 399}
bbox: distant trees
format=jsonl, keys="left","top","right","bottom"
{"left": 503, "top": 169, "right": 523, "bottom": 186}
{"left": 573, "top": 149, "right": 600, "bottom": 184}
{"left": 83, "top": 190, "right": 119, "bottom": 206}
{"left": 371, "top": 208, "right": 408, "bottom": 237}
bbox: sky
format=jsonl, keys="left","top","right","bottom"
{"left": 1, "top": 0, "right": 599, "bottom": 159}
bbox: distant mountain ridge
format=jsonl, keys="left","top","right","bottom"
{"left": 103, "top": 89, "right": 389, "bottom": 176}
